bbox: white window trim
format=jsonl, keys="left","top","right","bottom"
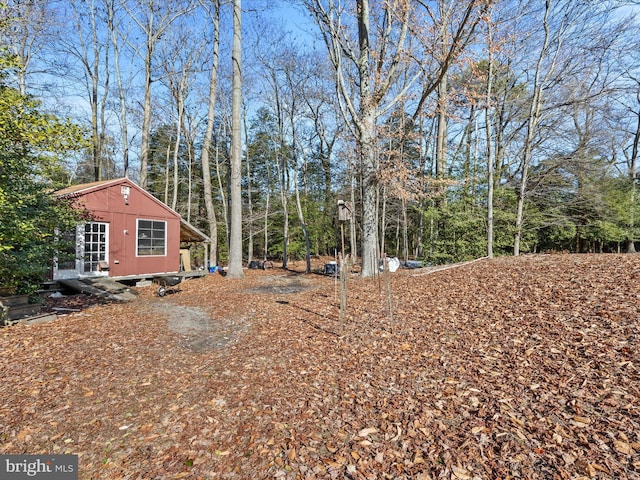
{"left": 136, "top": 218, "right": 167, "bottom": 257}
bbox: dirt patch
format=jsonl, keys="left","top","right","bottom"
{"left": 147, "top": 273, "right": 315, "bottom": 351}
{"left": 245, "top": 274, "right": 317, "bottom": 295}
{"left": 145, "top": 300, "right": 249, "bottom": 353}
{"left": 150, "top": 275, "right": 317, "bottom": 353}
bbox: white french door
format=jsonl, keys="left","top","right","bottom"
{"left": 54, "top": 222, "right": 109, "bottom": 279}
{"left": 82, "top": 222, "right": 109, "bottom": 276}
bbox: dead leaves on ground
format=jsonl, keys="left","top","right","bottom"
{"left": 0, "top": 254, "right": 639, "bottom": 479}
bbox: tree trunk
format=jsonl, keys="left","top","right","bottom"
{"left": 379, "top": 186, "right": 387, "bottom": 257}
{"left": 215, "top": 123, "right": 229, "bottom": 252}
{"left": 293, "top": 158, "right": 311, "bottom": 273}
{"left": 272, "top": 80, "right": 289, "bottom": 269}
{"left": 356, "top": 0, "right": 379, "bottom": 278}
{"left": 350, "top": 169, "right": 358, "bottom": 260}
{"left": 139, "top": 12, "right": 154, "bottom": 189}
{"left": 402, "top": 196, "right": 409, "bottom": 264}
{"left": 199, "top": 0, "right": 220, "bottom": 266}
{"left": 289, "top": 99, "right": 310, "bottom": 272}
{"left": 626, "top": 86, "right": 640, "bottom": 253}
{"left": 264, "top": 192, "right": 270, "bottom": 261}
{"left": 186, "top": 135, "right": 193, "bottom": 222}
{"left": 164, "top": 142, "right": 171, "bottom": 205}
{"left": 107, "top": 0, "right": 130, "bottom": 178}
{"left": 515, "top": 1, "right": 554, "bottom": 256}
{"left": 245, "top": 110, "right": 254, "bottom": 265}
{"left": 486, "top": 18, "right": 495, "bottom": 258}
{"left": 278, "top": 150, "right": 289, "bottom": 269}
{"left": 264, "top": 152, "right": 272, "bottom": 261}
{"left": 227, "top": 0, "right": 244, "bottom": 278}
{"left": 360, "top": 114, "right": 379, "bottom": 277}
{"left": 171, "top": 87, "right": 184, "bottom": 210}
{"left": 435, "top": 74, "right": 448, "bottom": 182}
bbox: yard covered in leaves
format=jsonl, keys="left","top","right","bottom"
{"left": 1, "top": 254, "right": 639, "bottom": 479}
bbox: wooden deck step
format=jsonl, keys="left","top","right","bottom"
{"left": 5, "top": 303, "right": 42, "bottom": 321}
{"left": 0, "top": 295, "right": 45, "bottom": 325}
{"left": 20, "top": 312, "right": 58, "bottom": 325}
{"left": 58, "top": 278, "right": 136, "bottom": 302}
{"left": 2, "top": 312, "right": 58, "bottom": 327}
{"left": 0, "top": 294, "right": 30, "bottom": 307}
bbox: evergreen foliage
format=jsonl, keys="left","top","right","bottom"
{"left": 0, "top": 54, "right": 87, "bottom": 293}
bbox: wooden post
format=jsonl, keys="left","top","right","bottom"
{"left": 338, "top": 200, "right": 352, "bottom": 256}
{"left": 339, "top": 253, "right": 349, "bottom": 333}
{"left": 383, "top": 255, "right": 393, "bottom": 332}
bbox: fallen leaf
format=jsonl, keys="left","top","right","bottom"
{"left": 358, "top": 427, "right": 378, "bottom": 437}
{"left": 613, "top": 440, "right": 633, "bottom": 455}
{"left": 326, "top": 442, "right": 338, "bottom": 453}
{"left": 451, "top": 465, "right": 472, "bottom": 479}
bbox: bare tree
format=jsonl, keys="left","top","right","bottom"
{"left": 512, "top": 0, "right": 597, "bottom": 255}
{"left": 284, "top": 57, "right": 313, "bottom": 273}
{"left": 66, "top": 0, "right": 110, "bottom": 181}
{"left": 227, "top": 0, "right": 244, "bottom": 278}
{"left": 252, "top": 25, "right": 292, "bottom": 269}
{"left": 158, "top": 29, "right": 201, "bottom": 210}
{"left": 304, "top": 0, "right": 412, "bottom": 277}
{"left": 305, "top": 0, "right": 487, "bottom": 276}
{"left": 485, "top": 11, "right": 496, "bottom": 258}
{"left": 513, "top": 0, "right": 554, "bottom": 256}
{"left": 433, "top": 0, "right": 454, "bottom": 182}
{"left": 0, "top": 0, "right": 50, "bottom": 95}
{"left": 106, "top": 0, "right": 132, "bottom": 178}
{"left": 620, "top": 21, "right": 640, "bottom": 253}
{"left": 303, "top": 59, "right": 345, "bottom": 255}
{"left": 198, "top": 0, "right": 221, "bottom": 266}
{"left": 243, "top": 104, "right": 254, "bottom": 265}
{"left": 629, "top": 83, "right": 640, "bottom": 253}
{"left": 215, "top": 114, "right": 230, "bottom": 251}
{"left": 125, "top": 0, "right": 195, "bottom": 188}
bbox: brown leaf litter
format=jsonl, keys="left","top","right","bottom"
{"left": 1, "top": 254, "right": 638, "bottom": 479}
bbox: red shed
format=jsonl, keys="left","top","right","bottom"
{"left": 53, "top": 178, "right": 208, "bottom": 280}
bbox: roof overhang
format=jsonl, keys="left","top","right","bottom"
{"left": 180, "top": 219, "right": 211, "bottom": 244}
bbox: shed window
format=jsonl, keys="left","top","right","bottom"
{"left": 137, "top": 219, "right": 166, "bottom": 256}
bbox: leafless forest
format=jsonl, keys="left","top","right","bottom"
{"left": 3, "top": 0, "right": 640, "bottom": 270}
